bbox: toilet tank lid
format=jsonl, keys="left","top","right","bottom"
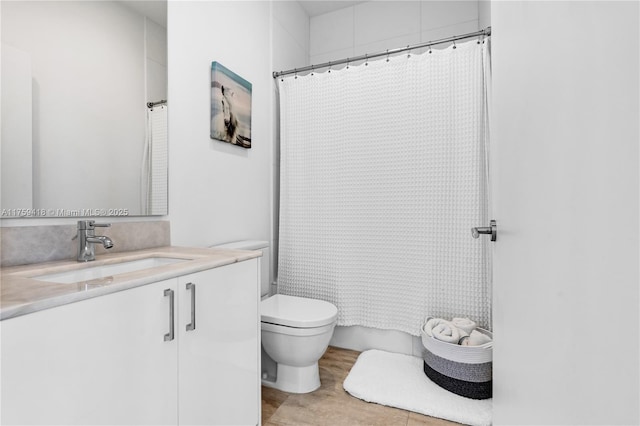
{"left": 211, "top": 240, "right": 269, "bottom": 250}
{"left": 261, "top": 294, "right": 338, "bottom": 328}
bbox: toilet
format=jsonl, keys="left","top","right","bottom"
{"left": 211, "top": 240, "right": 338, "bottom": 394}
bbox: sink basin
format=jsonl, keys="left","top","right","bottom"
{"left": 33, "top": 257, "right": 188, "bottom": 284}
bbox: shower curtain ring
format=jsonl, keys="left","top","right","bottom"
{"left": 365, "top": 54, "right": 368, "bottom": 66}
{"left": 328, "top": 61, "right": 332, "bottom": 73}
{"left": 386, "top": 49, "right": 390, "bottom": 62}
{"left": 311, "top": 65, "right": 315, "bottom": 76}
{"left": 294, "top": 68, "right": 298, "bottom": 79}
{"left": 407, "top": 45, "right": 411, "bottom": 58}
{"left": 453, "top": 40, "right": 457, "bottom": 49}
{"left": 428, "top": 45, "right": 432, "bottom": 54}
{"left": 346, "top": 58, "right": 350, "bottom": 69}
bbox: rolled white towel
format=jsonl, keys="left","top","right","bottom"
{"left": 461, "top": 329, "right": 493, "bottom": 346}
{"left": 451, "top": 317, "right": 477, "bottom": 335}
{"left": 423, "top": 317, "right": 445, "bottom": 337}
{"left": 424, "top": 317, "right": 458, "bottom": 335}
{"left": 431, "top": 321, "right": 461, "bottom": 344}
{"left": 456, "top": 328, "right": 470, "bottom": 344}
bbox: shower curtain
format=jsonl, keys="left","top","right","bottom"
{"left": 277, "top": 39, "right": 491, "bottom": 335}
{"left": 141, "top": 104, "right": 168, "bottom": 215}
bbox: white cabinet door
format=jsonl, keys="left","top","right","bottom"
{"left": 177, "top": 259, "right": 259, "bottom": 426}
{"left": 1, "top": 279, "right": 179, "bottom": 425}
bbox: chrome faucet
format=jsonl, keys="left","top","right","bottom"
{"left": 74, "top": 220, "right": 114, "bottom": 262}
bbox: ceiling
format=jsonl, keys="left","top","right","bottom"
{"left": 119, "top": 1, "right": 167, "bottom": 27}
{"left": 117, "top": 1, "right": 365, "bottom": 28}
{"left": 298, "top": 1, "right": 367, "bottom": 17}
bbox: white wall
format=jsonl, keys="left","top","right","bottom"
{"left": 1, "top": 45, "right": 32, "bottom": 210}
{"left": 0, "top": 0, "right": 295, "bottom": 273}
{"left": 491, "top": 1, "right": 639, "bottom": 424}
{"left": 146, "top": 18, "right": 168, "bottom": 105}
{"left": 478, "top": 0, "right": 490, "bottom": 29}
{"left": 272, "top": 1, "right": 310, "bottom": 73}
{"left": 309, "top": 1, "right": 481, "bottom": 66}
{"left": 167, "top": 1, "right": 272, "bottom": 249}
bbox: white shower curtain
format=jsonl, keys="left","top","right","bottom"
{"left": 141, "top": 105, "right": 168, "bottom": 215}
{"left": 277, "top": 39, "right": 491, "bottom": 335}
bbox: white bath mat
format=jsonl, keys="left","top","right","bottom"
{"left": 343, "top": 350, "right": 492, "bottom": 426}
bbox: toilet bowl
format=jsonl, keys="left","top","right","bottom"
{"left": 261, "top": 294, "right": 338, "bottom": 393}
{"left": 210, "top": 240, "right": 338, "bottom": 394}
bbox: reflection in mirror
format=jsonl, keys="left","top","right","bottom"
{"left": 1, "top": 0, "right": 167, "bottom": 218}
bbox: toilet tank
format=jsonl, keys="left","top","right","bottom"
{"left": 211, "top": 240, "right": 270, "bottom": 297}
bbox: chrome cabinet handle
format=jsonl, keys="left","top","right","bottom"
{"left": 472, "top": 219, "right": 497, "bottom": 242}
{"left": 186, "top": 283, "right": 196, "bottom": 331}
{"left": 164, "top": 289, "right": 175, "bottom": 341}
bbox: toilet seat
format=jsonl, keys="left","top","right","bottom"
{"left": 261, "top": 321, "right": 335, "bottom": 337}
{"left": 261, "top": 294, "right": 338, "bottom": 328}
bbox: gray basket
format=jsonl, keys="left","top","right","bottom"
{"left": 420, "top": 325, "right": 492, "bottom": 400}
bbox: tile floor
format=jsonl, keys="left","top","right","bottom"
{"left": 261, "top": 346, "right": 460, "bottom": 426}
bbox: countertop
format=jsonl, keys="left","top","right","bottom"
{"left": 0, "top": 246, "right": 261, "bottom": 321}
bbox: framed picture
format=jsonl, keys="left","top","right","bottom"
{"left": 210, "top": 62, "right": 252, "bottom": 148}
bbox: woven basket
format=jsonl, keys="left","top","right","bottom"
{"left": 420, "top": 324, "right": 492, "bottom": 400}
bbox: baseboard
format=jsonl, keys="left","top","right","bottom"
{"left": 329, "top": 325, "right": 424, "bottom": 357}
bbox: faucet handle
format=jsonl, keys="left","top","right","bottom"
{"left": 77, "top": 220, "right": 111, "bottom": 230}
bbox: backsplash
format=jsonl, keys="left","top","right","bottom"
{"left": 0, "top": 221, "right": 170, "bottom": 267}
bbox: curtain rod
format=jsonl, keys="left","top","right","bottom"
{"left": 147, "top": 99, "right": 167, "bottom": 108}
{"left": 273, "top": 26, "right": 491, "bottom": 79}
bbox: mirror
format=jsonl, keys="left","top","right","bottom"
{"left": 1, "top": 0, "right": 167, "bottom": 218}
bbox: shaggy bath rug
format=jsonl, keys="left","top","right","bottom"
{"left": 343, "top": 349, "right": 492, "bottom": 426}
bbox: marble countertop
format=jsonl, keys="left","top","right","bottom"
{"left": 0, "top": 246, "right": 261, "bottom": 321}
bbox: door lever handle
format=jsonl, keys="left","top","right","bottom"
{"left": 472, "top": 220, "right": 497, "bottom": 242}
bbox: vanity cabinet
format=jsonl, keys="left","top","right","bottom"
{"left": 1, "top": 258, "right": 259, "bottom": 426}
{"left": 177, "top": 261, "right": 259, "bottom": 426}
{"left": 1, "top": 278, "right": 179, "bottom": 425}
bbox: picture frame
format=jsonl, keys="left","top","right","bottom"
{"left": 210, "top": 61, "right": 252, "bottom": 148}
